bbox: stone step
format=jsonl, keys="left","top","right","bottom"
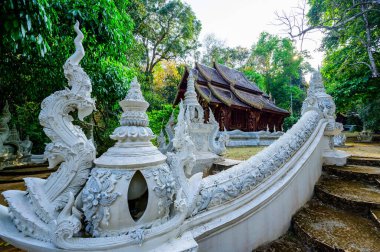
{"left": 0, "top": 166, "right": 53, "bottom": 176}
{"left": 323, "top": 165, "right": 380, "bottom": 182}
{"left": 347, "top": 156, "right": 380, "bottom": 167}
{"left": 253, "top": 232, "right": 309, "bottom": 252}
{"left": 0, "top": 172, "right": 51, "bottom": 184}
{"left": 24, "top": 177, "right": 55, "bottom": 224}
{"left": 208, "top": 159, "right": 242, "bottom": 175}
{"left": 2, "top": 190, "right": 51, "bottom": 242}
{"left": 377, "top": 179, "right": 380, "bottom": 186}
{"left": 293, "top": 200, "right": 380, "bottom": 251}
{"left": 315, "top": 176, "right": 380, "bottom": 213}
{"left": 1, "top": 163, "right": 48, "bottom": 171}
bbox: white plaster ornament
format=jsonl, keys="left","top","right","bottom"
{"left": 0, "top": 22, "right": 349, "bottom": 252}
{"left": 159, "top": 69, "right": 229, "bottom": 174}
{"left": 1, "top": 21, "right": 96, "bottom": 245}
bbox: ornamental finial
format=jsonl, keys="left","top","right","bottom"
{"left": 308, "top": 70, "right": 326, "bottom": 96}
{"left": 123, "top": 77, "right": 146, "bottom": 103}
{"left": 66, "top": 21, "right": 84, "bottom": 66}
{"left": 184, "top": 69, "right": 198, "bottom": 106}
{"left": 119, "top": 77, "right": 149, "bottom": 127}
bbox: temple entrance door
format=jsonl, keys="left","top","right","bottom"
{"left": 230, "top": 108, "right": 247, "bottom": 131}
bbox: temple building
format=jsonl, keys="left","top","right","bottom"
{"left": 174, "top": 62, "right": 290, "bottom": 132}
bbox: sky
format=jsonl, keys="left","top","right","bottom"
{"left": 184, "top": 0, "right": 324, "bottom": 69}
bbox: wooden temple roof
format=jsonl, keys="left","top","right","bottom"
{"left": 174, "top": 62, "right": 289, "bottom": 115}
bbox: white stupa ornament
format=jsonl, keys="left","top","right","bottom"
{"left": 82, "top": 77, "right": 175, "bottom": 238}
{"left": 184, "top": 70, "right": 198, "bottom": 106}
{"left": 302, "top": 70, "right": 336, "bottom": 119}
{"left": 183, "top": 70, "right": 204, "bottom": 123}
{"left": 308, "top": 70, "right": 326, "bottom": 96}
{"left": 95, "top": 77, "right": 165, "bottom": 167}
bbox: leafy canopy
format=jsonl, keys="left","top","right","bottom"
{"left": 129, "top": 0, "right": 201, "bottom": 75}
{"left": 309, "top": 0, "right": 380, "bottom": 129}
{"left": 0, "top": 0, "right": 138, "bottom": 153}
{"left": 200, "top": 34, "right": 250, "bottom": 69}
{"left": 246, "top": 32, "right": 307, "bottom": 115}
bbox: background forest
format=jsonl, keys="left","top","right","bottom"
{"left": 0, "top": 0, "right": 379, "bottom": 155}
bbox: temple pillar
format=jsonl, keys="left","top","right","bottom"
{"left": 218, "top": 106, "right": 231, "bottom": 130}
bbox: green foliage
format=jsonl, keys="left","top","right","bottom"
{"left": 283, "top": 114, "right": 300, "bottom": 131}
{"left": 246, "top": 32, "right": 306, "bottom": 114}
{"left": 201, "top": 34, "right": 250, "bottom": 68}
{"left": 129, "top": 0, "right": 201, "bottom": 76}
{"left": 241, "top": 67, "right": 266, "bottom": 91}
{"left": 151, "top": 60, "right": 184, "bottom": 107}
{"left": 11, "top": 102, "right": 49, "bottom": 153}
{"left": 0, "top": 0, "right": 53, "bottom": 57}
{"left": 0, "top": 0, "right": 138, "bottom": 154}
{"left": 359, "top": 98, "right": 380, "bottom": 131}
{"left": 147, "top": 104, "right": 179, "bottom": 137}
{"left": 311, "top": 0, "right": 380, "bottom": 130}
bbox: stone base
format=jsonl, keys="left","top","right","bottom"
{"left": 323, "top": 150, "right": 350, "bottom": 166}
{"left": 154, "top": 232, "right": 198, "bottom": 252}
{"left": 220, "top": 130, "right": 284, "bottom": 147}
{"left": 192, "top": 152, "right": 223, "bottom": 175}
{"left": 0, "top": 205, "right": 59, "bottom": 252}
{"left": 0, "top": 204, "right": 199, "bottom": 252}
{"left": 208, "top": 159, "right": 242, "bottom": 175}
{"left": 31, "top": 154, "right": 46, "bottom": 164}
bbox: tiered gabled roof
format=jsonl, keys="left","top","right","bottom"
{"left": 174, "top": 63, "right": 290, "bottom": 115}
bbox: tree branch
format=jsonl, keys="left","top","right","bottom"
{"left": 274, "top": 1, "right": 379, "bottom": 38}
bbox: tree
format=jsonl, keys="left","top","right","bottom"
{"left": 0, "top": 0, "right": 139, "bottom": 153}
{"left": 129, "top": 0, "right": 201, "bottom": 77}
{"left": 152, "top": 60, "right": 183, "bottom": 104}
{"left": 241, "top": 67, "right": 266, "bottom": 91}
{"left": 200, "top": 34, "right": 250, "bottom": 68}
{"left": 276, "top": 0, "right": 380, "bottom": 77}
{"left": 246, "top": 32, "right": 306, "bottom": 114}
{"left": 276, "top": 0, "right": 380, "bottom": 130}
{"left": 224, "top": 46, "right": 250, "bottom": 68}
{"left": 0, "top": 0, "right": 53, "bottom": 57}
{"left": 201, "top": 34, "right": 226, "bottom": 66}
{"left": 322, "top": 45, "right": 380, "bottom": 130}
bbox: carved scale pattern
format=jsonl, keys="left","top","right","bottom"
{"left": 192, "top": 110, "right": 321, "bottom": 214}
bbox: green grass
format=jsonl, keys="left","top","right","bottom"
{"left": 224, "top": 146, "right": 265, "bottom": 161}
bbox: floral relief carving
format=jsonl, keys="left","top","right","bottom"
{"left": 82, "top": 169, "right": 122, "bottom": 237}
{"left": 146, "top": 165, "right": 176, "bottom": 217}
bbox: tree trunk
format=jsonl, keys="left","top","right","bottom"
{"left": 361, "top": 2, "right": 379, "bottom": 77}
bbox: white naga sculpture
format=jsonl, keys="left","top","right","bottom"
{"left": 0, "top": 101, "right": 11, "bottom": 156}
{"left": 2, "top": 21, "right": 96, "bottom": 241}
{"left": 0, "top": 23, "right": 348, "bottom": 252}
{"left": 301, "top": 70, "right": 349, "bottom": 165}
{"left": 0, "top": 22, "right": 201, "bottom": 251}
{"left": 159, "top": 70, "right": 229, "bottom": 174}
{"left": 333, "top": 122, "right": 346, "bottom": 147}
{"left": 0, "top": 102, "right": 34, "bottom": 166}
